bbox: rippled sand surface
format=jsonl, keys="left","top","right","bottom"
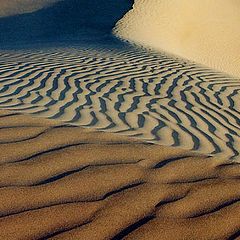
{"left": 0, "top": 1, "right": 240, "bottom": 239}
{"left": 0, "top": 109, "right": 239, "bottom": 240}
{"left": 0, "top": 46, "right": 239, "bottom": 160}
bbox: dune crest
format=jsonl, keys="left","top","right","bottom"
{"left": 0, "top": 1, "right": 239, "bottom": 238}
{"left": 114, "top": 0, "right": 240, "bottom": 77}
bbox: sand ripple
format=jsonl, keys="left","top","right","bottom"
{"left": 0, "top": 110, "right": 239, "bottom": 240}
{"left": 0, "top": 46, "right": 239, "bottom": 160}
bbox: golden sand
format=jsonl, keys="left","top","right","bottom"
{"left": 0, "top": 109, "right": 239, "bottom": 239}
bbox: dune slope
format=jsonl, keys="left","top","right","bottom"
{"left": 0, "top": 46, "right": 239, "bottom": 160}
{"left": 0, "top": 1, "right": 239, "bottom": 239}
{"left": 0, "top": 1, "right": 239, "bottom": 160}
{"left": 0, "top": 0, "right": 133, "bottom": 44}
{"left": 114, "top": 0, "right": 240, "bottom": 77}
{"left": 0, "top": 109, "right": 239, "bottom": 240}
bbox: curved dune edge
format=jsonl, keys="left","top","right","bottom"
{"left": 0, "top": 109, "right": 239, "bottom": 240}
{"left": 114, "top": 0, "right": 240, "bottom": 77}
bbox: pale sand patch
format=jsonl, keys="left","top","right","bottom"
{"left": 0, "top": 109, "right": 239, "bottom": 240}
{"left": 114, "top": 0, "right": 240, "bottom": 77}
{"left": 0, "top": 0, "right": 61, "bottom": 18}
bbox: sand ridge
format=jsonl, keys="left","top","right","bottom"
{"left": 114, "top": 0, "right": 240, "bottom": 77}
{"left": 0, "top": 46, "right": 239, "bottom": 160}
{"left": 0, "top": 1, "right": 239, "bottom": 239}
{"left": 0, "top": 110, "right": 239, "bottom": 240}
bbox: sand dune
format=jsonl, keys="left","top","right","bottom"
{"left": 0, "top": 1, "right": 239, "bottom": 239}
{"left": 0, "top": 109, "right": 239, "bottom": 240}
{"left": 0, "top": 46, "right": 239, "bottom": 160}
{"left": 114, "top": 0, "right": 240, "bottom": 77}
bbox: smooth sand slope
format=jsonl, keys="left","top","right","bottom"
{"left": 0, "top": 46, "right": 239, "bottom": 160}
{"left": 0, "top": 0, "right": 61, "bottom": 18}
{"left": 0, "top": 109, "right": 239, "bottom": 240}
{"left": 114, "top": 0, "right": 240, "bottom": 77}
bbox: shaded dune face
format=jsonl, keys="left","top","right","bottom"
{"left": 114, "top": 0, "right": 240, "bottom": 77}
{"left": 0, "top": 110, "right": 240, "bottom": 240}
{"left": 0, "top": 0, "right": 133, "bottom": 44}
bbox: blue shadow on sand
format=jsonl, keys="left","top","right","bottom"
{"left": 0, "top": 0, "right": 133, "bottom": 47}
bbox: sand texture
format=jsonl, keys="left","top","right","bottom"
{"left": 0, "top": 47, "right": 239, "bottom": 160}
{"left": 114, "top": 0, "right": 240, "bottom": 77}
{"left": 0, "top": 1, "right": 239, "bottom": 239}
{"left": 0, "top": 109, "right": 239, "bottom": 240}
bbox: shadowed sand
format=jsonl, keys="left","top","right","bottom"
{"left": 0, "top": 109, "right": 239, "bottom": 240}
{"left": 0, "top": 0, "right": 133, "bottom": 45}
{"left": 0, "top": 1, "right": 239, "bottom": 239}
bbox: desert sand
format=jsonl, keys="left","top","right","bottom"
{"left": 0, "top": 46, "right": 239, "bottom": 160}
{"left": 0, "top": 109, "right": 239, "bottom": 240}
{"left": 0, "top": 0, "right": 239, "bottom": 239}
{"left": 114, "top": 0, "right": 240, "bottom": 77}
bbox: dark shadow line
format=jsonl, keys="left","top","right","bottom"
{"left": 0, "top": 181, "right": 144, "bottom": 219}
{"left": 111, "top": 215, "right": 155, "bottom": 240}
{"left": 228, "top": 229, "right": 240, "bottom": 240}
{"left": 153, "top": 156, "right": 192, "bottom": 169}
{"left": 189, "top": 199, "right": 240, "bottom": 219}
{"left": 37, "top": 220, "right": 92, "bottom": 240}
{"left": 33, "top": 159, "right": 144, "bottom": 186}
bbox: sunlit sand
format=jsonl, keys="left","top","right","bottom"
{"left": 0, "top": 0, "right": 239, "bottom": 239}
{"left": 114, "top": 0, "right": 240, "bottom": 77}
